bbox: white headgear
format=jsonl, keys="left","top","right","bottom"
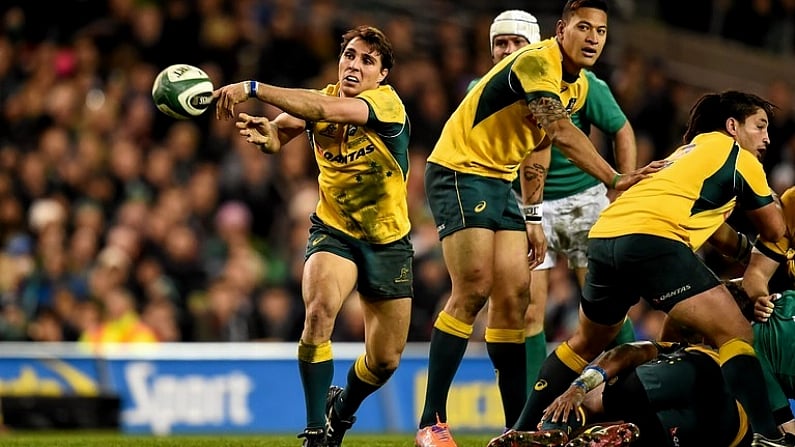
{"left": 489, "top": 10, "right": 541, "bottom": 52}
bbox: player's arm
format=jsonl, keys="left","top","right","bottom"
{"left": 235, "top": 112, "right": 306, "bottom": 154}
{"left": 612, "top": 121, "right": 637, "bottom": 173}
{"left": 582, "top": 72, "right": 637, "bottom": 173}
{"left": 708, "top": 222, "right": 752, "bottom": 264}
{"left": 215, "top": 81, "right": 371, "bottom": 126}
{"left": 736, "top": 158, "right": 785, "bottom": 242}
{"left": 747, "top": 201, "right": 785, "bottom": 243}
{"left": 585, "top": 342, "right": 663, "bottom": 380}
{"left": 742, "top": 251, "right": 780, "bottom": 300}
{"left": 542, "top": 342, "right": 662, "bottom": 425}
{"left": 519, "top": 144, "right": 549, "bottom": 206}
{"left": 519, "top": 145, "right": 550, "bottom": 268}
{"left": 527, "top": 96, "right": 662, "bottom": 191}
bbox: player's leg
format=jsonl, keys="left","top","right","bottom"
{"left": 513, "top": 237, "right": 635, "bottom": 431}
{"left": 487, "top": 228, "right": 532, "bottom": 428}
{"left": 418, "top": 227, "right": 495, "bottom": 429}
{"left": 667, "top": 284, "right": 785, "bottom": 441}
{"left": 420, "top": 164, "right": 519, "bottom": 440}
{"left": 565, "top": 185, "right": 635, "bottom": 347}
{"left": 525, "top": 201, "right": 557, "bottom": 393}
{"left": 526, "top": 267, "right": 551, "bottom": 392}
{"left": 570, "top": 266, "right": 635, "bottom": 347}
{"left": 326, "top": 236, "right": 414, "bottom": 447}
{"left": 298, "top": 247, "right": 357, "bottom": 445}
{"left": 633, "top": 236, "right": 785, "bottom": 443}
{"left": 326, "top": 297, "right": 411, "bottom": 446}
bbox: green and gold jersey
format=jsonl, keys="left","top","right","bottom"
{"left": 755, "top": 186, "right": 795, "bottom": 292}
{"left": 590, "top": 132, "right": 773, "bottom": 250}
{"left": 544, "top": 70, "right": 627, "bottom": 200}
{"left": 429, "top": 37, "right": 588, "bottom": 181}
{"left": 310, "top": 83, "right": 411, "bottom": 244}
{"left": 753, "top": 290, "right": 795, "bottom": 413}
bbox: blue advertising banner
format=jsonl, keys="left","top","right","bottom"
{"left": 104, "top": 344, "right": 504, "bottom": 435}
{"left": 4, "top": 343, "right": 790, "bottom": 436}
{"left": 0, "top": 343, "right": 506, "bottom": 435}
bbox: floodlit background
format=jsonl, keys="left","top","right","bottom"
{"left": 0, "top": 0, "right": 793, "bottom": 435}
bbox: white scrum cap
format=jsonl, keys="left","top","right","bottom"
{"left": 489, "top": 10, "right": 541, "bottom": 51}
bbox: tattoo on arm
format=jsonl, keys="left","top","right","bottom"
{"left": 522, "top": 162, "right": 547, "bottom": 200}
{"left": 527, "top": 96, "right": 568, "bottom": 129}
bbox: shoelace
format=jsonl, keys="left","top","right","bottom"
{"left": 430, "top": 424, "right": 452, "bottom": 441}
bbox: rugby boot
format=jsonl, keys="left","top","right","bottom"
{"left": 415, "top": 414, "right": 457, "bottom": 447}
{"left": 325, "top": 386, "right": 355, "bottom": 447}
{"left": 565, "top": 423, "right": 640, "bottom": 447}
{"left": 487, "top": 428, "right": 569, "bottom": 447}
{"left": 297, "top": 427, "right": 326, "bottom": 447}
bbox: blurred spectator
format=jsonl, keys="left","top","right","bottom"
{"left": 249, "top": 286, "right": 300, "bottom": 341}
{"left": 79, "top": 286, "right": 157, "bottom": 345}
{"left": 141, "top": 299, "right": 181, "bottom": 342}
{"left": 190, "top": 277, "right": 250, "bottom": 342}
{"left": 0, "top": 0, "right": 792, "bottom": 344}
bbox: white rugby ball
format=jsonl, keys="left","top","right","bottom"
{"left": 151, "top": 64, "right": 214, "bottom": 120}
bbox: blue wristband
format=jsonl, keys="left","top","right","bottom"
{"left": 248, "top": 80, "right": 258, "bottom": 98}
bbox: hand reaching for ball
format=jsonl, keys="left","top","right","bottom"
{"left": 214, "top": 81, "right": 250, "bottom": 121}
{"left": 236, "top": 113, "right": 281, "bottom": 154}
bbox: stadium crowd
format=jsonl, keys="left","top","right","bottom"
{"left": 0, "top": 0, "right": 794, "bottom": 347}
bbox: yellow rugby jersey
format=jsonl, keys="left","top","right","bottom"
{"left": 756, "top": 186, "right": 795, "bottom": 269}
{"left": 310, "top": 83, "right": 411, "bottom": 244}
{"left": 590, "top": 132, "right": 774, "bottom": 250}
{"left": 428, "top": 37, "right": 588, "bottom": 181}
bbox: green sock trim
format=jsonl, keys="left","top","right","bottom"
{"left": 525, "top": 332, "right": 547, "bottom": 394}
{"left": 614, "top": 318, "right": 636, "bottom": 345}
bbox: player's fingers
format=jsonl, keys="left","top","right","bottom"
{"left": 560, "top": 406, "right": 571, "bottom": 425}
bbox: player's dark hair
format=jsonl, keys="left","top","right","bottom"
{"left": 562, "top": 0, "right": 609, "bottom": 18}
{"left": 722, "top": 279, "right": 756, "bottom": 322}
{"left": 683, "top": 90, "right": 776, "bottom": 144}
{"left": 340, "top": 25, "right": 395, "bottom": 73}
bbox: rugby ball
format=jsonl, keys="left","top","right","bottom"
{"left": 151, "top": 64, "right": 214, "bottom": 120}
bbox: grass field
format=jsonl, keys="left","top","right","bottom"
{"left": 0, "top": 432, "right": 497, "bottom": 447}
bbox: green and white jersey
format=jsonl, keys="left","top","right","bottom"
{"left": 505, "top": 70, "right": 626, "bottom": 199}
{"left": 544, "top": 70, "right": 627, "bottom": 200}
{"left": 754, "top": 290, "right": 795, "bottom": 412}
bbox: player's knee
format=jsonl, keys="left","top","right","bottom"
{"left": 524, "top": 309, "right": 544, "bottom": 334}
{"left": 454, "top": 294, "right": 489, "bottom": 317}
{"left": 304, "top": 299, "right": 338, "bottom": 329}
{"left": 358, "top": 355, "right": 397, "bottom": 386}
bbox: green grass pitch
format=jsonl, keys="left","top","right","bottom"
{"left": 0, "top": 432, "right": 496, "bottom": 446}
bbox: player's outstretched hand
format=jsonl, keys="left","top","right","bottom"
{"left": 236, "top": 113, "right": 281, "bottom": 154}
{"left": 541, "top": 385, "right": 586, "bottom": 429}
{"left": 613, "top": 160, "right": 668, "bottom": 191}
{"left": 214, "top": 82, "right": 249, "bottom": 121}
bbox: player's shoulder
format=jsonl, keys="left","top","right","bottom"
{"left": 583, "top": 69, "right": 609, "bottom": 87}
{"left": 511, "top": 37, "right": 558, "bottom": 65}
{"left": 321, "top": 83, "right": 339, "bottom": 95}
{"left": 779, "top": 185, "right": 795, "bottom": 206}
{"left": 358, "top": 84, "right": 402, "bottom": 103}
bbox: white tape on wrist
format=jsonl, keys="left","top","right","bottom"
{"left": 522, "top": 203, "right": 542, "bottom": 224}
